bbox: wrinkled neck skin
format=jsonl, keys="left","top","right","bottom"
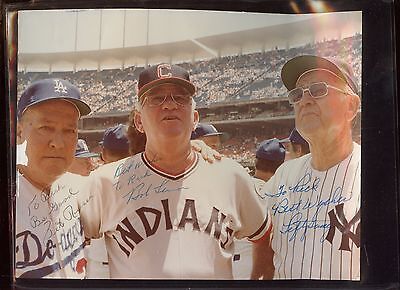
{"left": 144, "top": 139, "right": 195, "bottom": 176}
{"left": 307, "top": 128, "right": 354, "bottom": 171}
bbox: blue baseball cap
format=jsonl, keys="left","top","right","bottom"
{"left": 17, "top": 78, "right": 91, "bottom": 119}
{"left": 75, "top": 139, "right": 99, "bottom": 158}
{"left": 100, "top": 124, "right": 130, "bottom": 152}
{"left": 256, "top": 138, "right": 286, "bottom": 162}
{"left": 279, "top": 128, "right": 308, "bottom": 146}
{"left": 191, "top": 123, "right": 228, "bottom": 140}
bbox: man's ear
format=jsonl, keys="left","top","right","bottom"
{"left": 16, "top": 121, "right": 25, "bottom": 145}
{"left": 134, "top": 112, "right": 144, "bottom": 133}
{"left": 192, "top": 110, "right": 199, "bottom": 131}
{"left": 293, "top": 144, "right": 302, "bottom": 155}
{"left": 347, "top": 94, "right": 361, "bottom": 122}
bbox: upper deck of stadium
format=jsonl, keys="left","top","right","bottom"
{"left": 18, "top": 9, "right": 361, "bottom": 72}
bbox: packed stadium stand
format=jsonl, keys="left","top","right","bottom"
{"left": 17, "top": 34, "right": 362, "bottom": 167}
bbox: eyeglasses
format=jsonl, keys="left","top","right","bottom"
{"left": 287, "top": 82, "right": 354, "bottom": 105}
{"left": 141, "top": 92, "right": 192, "bottom": 107}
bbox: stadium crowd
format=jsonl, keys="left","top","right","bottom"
{"left": 16, "top": 34, "right": 361, "bottom": 167}
{"left": 18, "top": 34, "right": 361, "bottom": 113}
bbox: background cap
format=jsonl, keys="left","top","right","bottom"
{"left": 191, "top": 123, "right": 228, "bottom": 141}
{"left": 279, "top": 128, "right": 308, "bottom": 146}
{"left": 281, "top": 55, "right": 359, "bottom": 96}
{"left": 17, "top": 78, "right": 91, "bottom": 119}
{"left": 256, "top": 138, "right": 286, "bottom": 162}
{"left": 75, "top": 139, "right": 99, "bottom": 158}
{"left": 101, "top": 124, "right": 130, "bottom": 152}
{"left": 138, "top": 64, "right": 195, "bottom": 101}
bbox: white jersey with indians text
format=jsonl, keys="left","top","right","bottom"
{"left": 79, "top": 152, "right": 269, "bottom": 279}
{"left": 16, "top": 172, "right": 87, "bottom": 278}
{"left": 260, "top": 143, "right": 360, "bottom": 280}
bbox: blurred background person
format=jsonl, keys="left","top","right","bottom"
{"left": 68, "top": 139, "right": 99, "bottom": 176}
{"left": 83, "top": 123, "right": 132, "bottom": 279}
{"left": 127, "top": 110, "right": 147, "bottom": 155}
{"left": 100, "top": 124, "right": 130, "bottom": 164}
{"left": 279, "top": 128, "right": 310, "bottom": 161}
{"left": 191, "top": 123, "right": 228, "bottom": 150}
{"left": 253, "top": 138, "right": 286, "bottom": 182}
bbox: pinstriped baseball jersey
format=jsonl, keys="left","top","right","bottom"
{"left": 79, "top": 152, "right": 269, "bottom": 279}
{"left": 260, "top": 143, "right": 360, "bottom": 280}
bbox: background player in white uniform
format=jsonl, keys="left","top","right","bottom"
{"left": 258, "top": 55, "right": 361, "bottom": 280}
{"left": 233, "top": 138, "right": 285, "bottom": 279}
{"left": 79, "top": 64, "right": 271, "bottom": 279}
{"left": 16, "top": 79, "right": 91, "bottom": 278}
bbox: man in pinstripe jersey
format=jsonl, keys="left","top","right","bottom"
{"left": 257, "top": 55, "right": 361, "bottom": 280}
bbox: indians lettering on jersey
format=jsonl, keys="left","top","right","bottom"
{"left": 80, "top": 153, "right": 268, "bottom": 278}
{"left": 112, "top": 198, "right": 234, "bottom": 258}
{"left": 16, "top": 173, "right": 87, "bottom": 278}
{"left": 260, "top": 143, "right": 361, "bottom": 280}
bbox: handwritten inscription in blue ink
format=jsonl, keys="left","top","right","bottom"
{"left": 153, "top": 179, "right": 188, "bottom": 194}
{"left": 122, "top": 183, "right": 152, "bottom": 203}
{"left": 113, "top": 160, "right": 190, "bottom": 203}
{"left": 271, "top": 187, "right": 349, "bottom": 217}
{"left": 280, "top": 212, "right": 330, "bottom": 242}
{"left": 114, "top": 159, "right": 144, "bottom": 179}
{"left": 120, "top": 178, "right": 190, "bottom": 204}
{"left": 262, "top": 171, "right": 353, "bottom": 244}
{"left": 265, "top": 185, "right": 287, "bottom": 198}
{"left": 288, "top": 172, "right": 320, "bottom": 194}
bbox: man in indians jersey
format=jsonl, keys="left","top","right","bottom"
{"left": 79, "top": 64, "right": 271, "bottom": 279}
{"left": 258, "top": 55, "right": 361, "bottom": 280}
{"left": 15, "top": 79, "right": 91, "bottom": 278}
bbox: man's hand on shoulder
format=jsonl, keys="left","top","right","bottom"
{"left": 191, "top": 140, "right": 222, "bottom": 163}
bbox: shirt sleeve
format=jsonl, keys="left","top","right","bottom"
{"left": 234, "top": 164, "right": 270, "bottom": 242}
{"left": 78, "top": 172, "right": 103, "bottom": 239}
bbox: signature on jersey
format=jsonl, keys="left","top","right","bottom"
{"left": 280, "top": 211, "right": 330, "bottom": 242}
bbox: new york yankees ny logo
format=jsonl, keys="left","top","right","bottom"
{"left": 54, "top": 79, "right": 68, "bottom": 94}
{"left": 326, "top": 203, "right": 360, "bottom": 251}
{"left": 157, "top": 64, "right": 172, "bottom": 78}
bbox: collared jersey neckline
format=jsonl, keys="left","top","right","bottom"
{"left": 141, "top": 152, "right": 199, "bottom": 180}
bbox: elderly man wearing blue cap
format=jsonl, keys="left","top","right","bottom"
{"left": 258, "top": 55, "right": 361, "bottom": 280}
{"left": 16, "top": 79, "right": 91, "bottom": 278}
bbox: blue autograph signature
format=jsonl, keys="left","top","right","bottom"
{"left": 114, "top": 159, "right": 144, "bottom": 178}
{"left": 280, "top": 211, "right": 330, "bottom": 242}
{"left": 271, "top": 187, "right": 350, "bottom": 217}
{"left": 263, "top": 172, "right": 320, "bottom": 199}
{"left": 120, "top": 178, "right": 189, "bottom": 204}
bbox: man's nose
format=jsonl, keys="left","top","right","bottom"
{"left": 161, "top": 94, "right": 178, "bottom": 109}
{"left": 299, "top": 89, "right": 314, "bottom": 104}
{"left": 49, "top": 132, "right": 65, "bottom": 149}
